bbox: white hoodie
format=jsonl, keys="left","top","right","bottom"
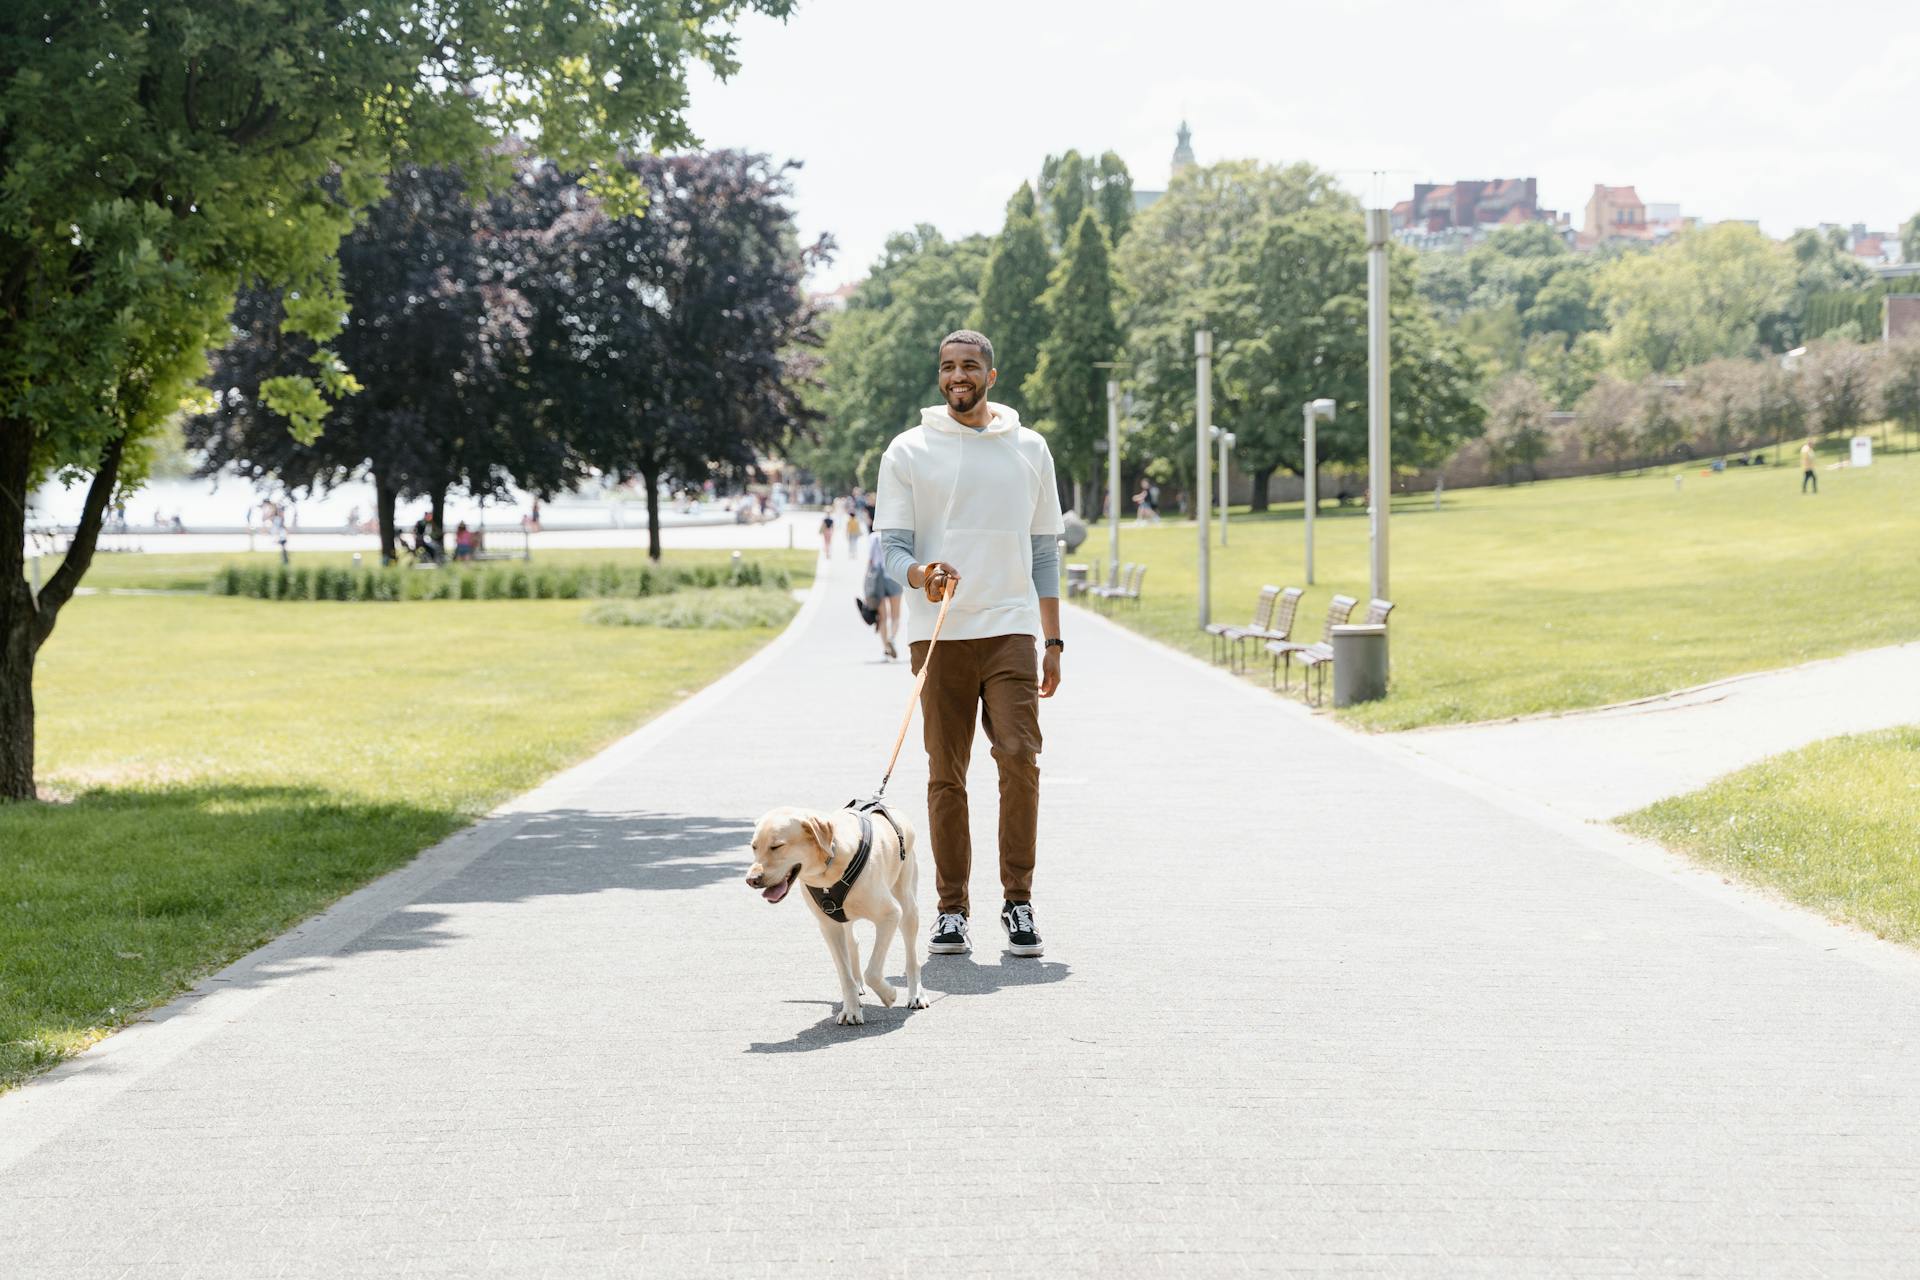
{"left": 874, "top": 402, "right": 1065, "bottom": 645}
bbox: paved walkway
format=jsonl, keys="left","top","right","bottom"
{"left": 1393, "top": 641, "right": 1920, "bottom": 820}
{"left": 5, "top": 547, "right": 1920, "bottom": 1277}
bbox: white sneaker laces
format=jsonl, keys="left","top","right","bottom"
{"left": 1008, "top": 904, "right": 1036, "bottom": 936}
{"left": 936, "top": 912, "right": 967, "bottom": 938}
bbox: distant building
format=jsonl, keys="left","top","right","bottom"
{"left": 1580, "top": 185, "right": 1647, "bottom": 246}
{"left": 808, "top": 281, "right": 858, "bottom": 313}
{"left": 1134, "top": 122, "right": 1197, "bottom": 212}
{"left": 1390, "top": 178, "right": 1568, "bottom": 249}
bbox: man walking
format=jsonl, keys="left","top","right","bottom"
{"left": 1801, "top": 438, "right": 1818, "bottom": 494}
{"left": 875, "top": 330, "right": 1064, "bottom": 958}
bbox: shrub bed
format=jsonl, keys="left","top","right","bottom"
{"left": 584, "top": 588, "right": 800, "bottom": 630}
{"left": 209, "top": 559, "right": 791, "bottom": 603}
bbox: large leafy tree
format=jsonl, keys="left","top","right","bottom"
{"left": 1772, "top": 227, "right": 1874, "bottom": 350}
{"left": 1117, "top": 159, "right": 1349, "bottom": 503}
{"left": 1796, "top": 338, "right": 1884, "bottom": 442}
{"left": 1902, "top": 213, "right": 1920, "bottom": 272}
{"left": 972, "top": 184, "right": 1052, "bottom": 419}
{"left": 1121, "top": 164, "right": 1480, "bottom": 511}
{"left": 1484, "top": 373, "right": 1552, "bottom": 483}
{"left": 1593, "top": 223, "right": 1795, "bottom": 375}
{"left": 1028, "top": 209, "right": 1123, "bottom": 512}
{"left": 190, "top": 162, "right": 571, "bottom": 562}
{"left": 1882, "top": 334, "right": 1920, "bottom": 449}
{"left": 1039, "top": 149, "right": 1134, "bottom": 248}
{"left": 524, "top": 152, "right": 826, "bottom": 560}
{"left": 1, "top": 0, "right": 793, "bottom": 800}
{"left": 805, "top": 227, "right": 989, "bottom": 489}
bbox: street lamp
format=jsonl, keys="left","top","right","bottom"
{"left": 1093, "top": 360, "right": 1129, "bottom": 587}
{"left": 1194, "top": 329, "right": 1213, "bottom": 628}
{"left": 1210, "top": 426, "right": 1236, "bottom": 545}
{"left": 1302, "top": 398, "right": 1335, "bottom": 584}
{"left": 1365, "top": 207, "right": 1392, "bottom": 602}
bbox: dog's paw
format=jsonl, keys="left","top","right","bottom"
{"left": 835, "top": 1004, "right": 865, "bottom": 1026}
{"left": 907, "top": 990, "right": 929, "bottom": 1010}
{"left": 866, "top": 976, "right": 897, "bottom": 1007}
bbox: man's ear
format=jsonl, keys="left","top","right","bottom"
{"left": 987, "top": 366, "right": 998, "bottom": 388}
{"left": 804, "top": 813, "right": 837, "bottom": 859}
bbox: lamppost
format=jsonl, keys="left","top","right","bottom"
{"left": 1302, "top": 398, "right": 1335, "bottom": 584}
{"left": 1194, "top": 329, "right": 1213, "bottom": 628}
{"left": 1212, "top": 426, "right": 1236, "bottom": 545}
{"left": 1093, "top": 360, "right": 1128, "bottom": 587}
{"left": 1365, "top": 207, "right": 1392, "bottom": 602}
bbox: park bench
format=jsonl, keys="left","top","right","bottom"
{"left": 1219, "top": 585, "right": 1304, "bottom": 672}
{"left": 1090, "top": 563, "right": 1143, "bottom": 608}
{"left": 1206, "top": 586, "right": 1277, "bottom": 664}
{"left": 1294, "top": 597, "right": 1394, "bottom": 706}
{"left": 1266, "top": 594, "right": 1357, "bottom": 692}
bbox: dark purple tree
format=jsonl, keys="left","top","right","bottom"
{"left": 516, "top": 151, "right": 829, "bottom": 560}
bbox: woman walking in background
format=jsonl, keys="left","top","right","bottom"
{"left": 864, "top": 532, "right": 902, "bottom": 660}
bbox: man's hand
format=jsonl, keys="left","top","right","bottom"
{"left": 910, "top": 560, "right": 961, "bottom": 603}
{"left": 1040, "top": 647, "right": 1062, "bottom": 698}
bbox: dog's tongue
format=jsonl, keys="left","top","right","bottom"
{"left": 762, "top": 871, "right": 796, "bottom": 904}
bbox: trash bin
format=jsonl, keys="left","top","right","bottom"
{"left": 1331, "top": 623, "right": 1388, "bottom": 707}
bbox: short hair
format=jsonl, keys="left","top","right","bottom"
{"left": 938, "top": 329, "right": 994, "bottom": 368}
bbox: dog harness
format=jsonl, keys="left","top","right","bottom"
{"left": 807, "top": 800, "right": 907, "bottom": 924}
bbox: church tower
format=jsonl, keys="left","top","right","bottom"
{"left": 1171, "top": 121, "right": 1196, "bottom": 178}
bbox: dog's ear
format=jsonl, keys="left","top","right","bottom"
{"left": 804, "top": 813, "right": 838, "bottom": 859}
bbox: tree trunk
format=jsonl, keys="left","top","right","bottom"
{"left": 1246, "top": 463, "right": 1276, "bottom": 514}
{"left": 643, "top": 468, "right": 662, "bottom": 562}
{"left": 1, "top": 420, "right": 35, "bottom": 801}
{"left": 430, "top": 485, "right": 447, "bottom": 547}
{"left": 0, "top": 427, "right": 125, "bottom": 801}
{"left": 375, "top": 472, "right": 398, "bottom": 564}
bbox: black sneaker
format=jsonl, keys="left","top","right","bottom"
{"left": 929, "top": 911, "right": 970, "bottom": 955}
{"left": 1001, "top": 901, "right": 1043, "bottom": 957}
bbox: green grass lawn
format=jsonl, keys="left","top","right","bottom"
{"left": 1620, "top": 727, "right": 1920, "bottom": 947}
{"left": 0, "top": 548, "right": 811, "bottom": 1089}
{"left": 1079, "top": 436, "right": 1920, "bottom": 730}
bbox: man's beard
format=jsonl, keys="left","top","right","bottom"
{"left": 945, "top": 384, "right": 983, "bottom": 413}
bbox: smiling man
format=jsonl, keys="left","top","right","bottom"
{"left": 875, "top": 330, "right": 1065, "bottom": 959}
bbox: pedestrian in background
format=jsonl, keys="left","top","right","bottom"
{"left": 1801, "top": 438, "right": 1818, "bottom": 494}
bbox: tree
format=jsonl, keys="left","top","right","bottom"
{"left": 805, "top": 228, "right": 990, "bottom": 490}
{"left": 1593, "top": 223, "right": 1795, "bottom": 375}
{"left": 1, "top": 0, "right": 792, "bottom": 800}
{"left": 1039, "top": 149, "right": 1134, "bottom": 248}
{"left": 1095, "top": 152, "right": 1135, "bottom": 246}
{"left": 523, "top": 152, "right": 826, "bottom": 560}
{"left": 1749, "top": 359, "right": 1806, "bottom": 460}
{"left": 1576, "top": 376, "right": 1639, "bottom": 470}
{"left": 972, "top": 184, "right": 1052, "bottom": 419}
{"left": 1120, "top": 166, "right": 1480, "bottom": 511}
{"left": 1484, "top": 373, "right": 1552, "bottom": 483}
{"left": 1903, "top": 212, "right": 1920, "bottom": 270}
{"left": 1772, "top": 227, "right": 1875, "bottom": 349}
{"left": 1523, "top": 331, "right": 1605, "bottom": 407}
{"left": 1796, "top": 338, "right": 1884, "bottom": 442}
{"left": 1880, "top": 334, "right": 1920, "bottom": 449}
{"left": 1633, "top": 377, "right": 1688, "bottom": 466}
{"left": 191, "top": 162, "right": 569, "bottom": 562}
{"left": 1028, "top": 209, "right": 1124, "bottom": 513}
{"left": 1682, "top": 358, "right": 1759, "bottom": 456}
{"left": 1116, "top": 159, "right": 1350, "bottom": 505}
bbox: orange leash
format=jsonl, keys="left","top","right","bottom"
{"left": 872, "top": 581, "right": 954, "bottom": 800}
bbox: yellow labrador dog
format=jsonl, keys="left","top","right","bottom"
{"left": 746, "top": 804, "right": 926, "bottom": 1024}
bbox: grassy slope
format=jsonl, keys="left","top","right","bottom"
{"left": 1620, "top": 727, "right": 1920, "bottom": 946}
{"left": 1079, "top": 440, "right": 1919, "bottom": 730}
{"left": 0, "top": 549, "right": 812, "bottom": 1087}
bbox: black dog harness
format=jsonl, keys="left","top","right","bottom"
{"left": 807, "top": 799, "right": 907, "bottom": 924}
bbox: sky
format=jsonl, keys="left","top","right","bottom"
{"left": 683, "top": 0, "right": 1920, "bottom": 289}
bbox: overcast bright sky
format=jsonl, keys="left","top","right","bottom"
{"left": 684, "top": 0, "right": 1920, "bottom": 289}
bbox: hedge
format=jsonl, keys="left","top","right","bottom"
{"left": 209, "top": 560, "right": 791, "bottom": 603}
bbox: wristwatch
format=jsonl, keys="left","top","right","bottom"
{"left": 1044, "top": 638, "right": 1065, "bottom": 652}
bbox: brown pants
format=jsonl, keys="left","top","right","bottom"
{"left": 909, "top": 634, "right": 1041, "bottom": 917}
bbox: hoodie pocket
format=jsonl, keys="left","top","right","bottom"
{"left": 941, "top": 529, "right": 1032, "bottom": 611}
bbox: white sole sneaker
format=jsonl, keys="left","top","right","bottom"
{"left": 928, "top": 937, "right": 970, "bottom": 955}
{"left": 1004, "top": 938, "right": 1044, "bottom": 958}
